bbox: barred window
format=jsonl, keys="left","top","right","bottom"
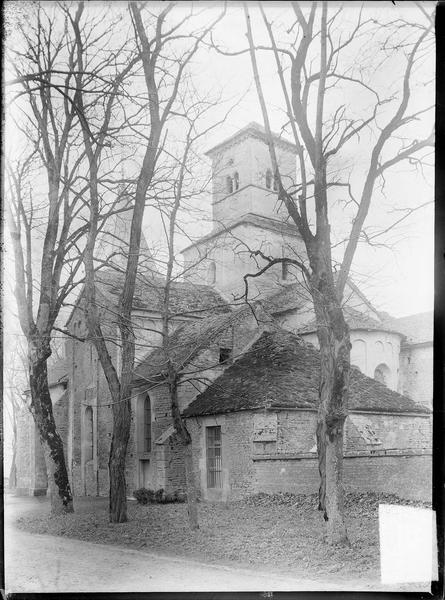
{"left": 206, "top": 426, "right": 222, "bottom": 488}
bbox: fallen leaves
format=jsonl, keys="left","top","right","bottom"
{"left": 14, "top": 492, "right": 431, "bottom": 585}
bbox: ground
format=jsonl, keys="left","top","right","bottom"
{"left": 5, "top": 491, "right": 432, "bottom": 593}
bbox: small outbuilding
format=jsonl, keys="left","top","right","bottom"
{"left": 183, "top": 329, "right": 431, "bottom": 502}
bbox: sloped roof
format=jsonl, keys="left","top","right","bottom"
{"left": 181, "top": 213, "right": 300, "bottom": 253}
{"left": 263, "top": 283, "right": 401, "bottom": 335}
{"left": 262, "top": 282, "right": 310, "bottom": 314}
{"left": 264, "top": 277, "right": 382, "bottom": 319}
{"left": 132, "top": 303, "right": 259, "bottom": 387}
{"left": 205, "top": 121, "right": 297, "bottom": 157}
{"left": 183, "top": 329, "right": 429, "bottom": 417}
{"left": 95, "top": 268, "right": 228, "bottom": 318}
{"left": 383, "top": 311, "right": 433, "bottom": 345}
{"left": 298, "top": 306, "right": 403, "bottom": 336}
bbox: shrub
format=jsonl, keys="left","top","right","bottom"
{"left": 133, "top": 488, "right": 155, "bottom": 505}
{"left": 133, "top": 487, "right": 187, "bottom": 505}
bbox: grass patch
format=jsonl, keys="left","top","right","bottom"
{"left": 15, "top": 492, "right": 430, "bottom": 584}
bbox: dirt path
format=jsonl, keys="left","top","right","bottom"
{"left": 4, "top": 494, "right": 428, "bottom": 593}
{"left": 4, "top": 495, "right": 337, "bottom": 593}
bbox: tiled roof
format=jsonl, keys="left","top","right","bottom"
{"left": 183, "top": 329, "right": 429, "bottom": 417}
{"left": 383, "top": 311, "right": 433, "bottom": 345}
{"left": 95, "top": 268, "right": 229, "bottom": 317}
{"left": 181, "top": 213, "right": 300, "bottom": 253}
{"left": 264, "top": 277, "right": 382, "bottom": 319}
{"left": 298, "top": 306, "right": 403, "bottom": 336}
{"left": 132, "top": 303, "right": 258, "bottom": 386}
{"left": 262, "top": 282, "right": 310, "bottom": 314}
{"left": 263, "top": 284, "right": 401, "bottom": 335}
{"left": 205, "top": 122, "right": 297, "bottom": 157}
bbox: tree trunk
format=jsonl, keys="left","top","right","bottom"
{"left": 312, "top": 272, "right": 350, "bottom": 545}
{"left": 180, "top": 445, "right": 200, "bottom": 530}
{"left": 168, "top": 371, "right": 199, "bottom": 530}
{"left": 183, "top": 442, "right": 199, "bottom": 530}
{"left": 29, "top": 354, "right": 73, "bottom": 514}
{"left": 108, "top": 397, "right": 131, "bottom": 522}
{"left": 316, "top": 417, "right": 348, "bottom": 543}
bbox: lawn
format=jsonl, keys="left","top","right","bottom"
{"left": 15, "top": 492, "right": 430, "bottom": 586}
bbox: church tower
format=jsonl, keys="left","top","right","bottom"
{"left": 95, "top": 194, "right": 159, "bottom": 277}
{"left": 181, "top": 122, "right": 305, "bottom": 300}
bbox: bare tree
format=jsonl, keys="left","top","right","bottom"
{"left": 76, "top": 1, "right": 224, "bottom": 523}
{"left": 4, "top": 2, "right": 98, "bottom": 512}
{"left": 236, "top": 2, "right": 434, "bottom": 543}
{"left": 145, "top": 92, "right": 234, "bottom": 529}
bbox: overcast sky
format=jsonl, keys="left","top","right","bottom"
{"left": 5, "top": 1, "right": 435, "bottom": 325}
{"left": 152, "top": 1, "right": 435, "bottom": 317}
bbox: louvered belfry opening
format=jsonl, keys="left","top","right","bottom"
{"left": 206, "top": 426, "right": 222, "bottom": 488}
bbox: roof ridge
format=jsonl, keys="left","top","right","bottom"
{"left": 183, "top": 328, "right": 429, "bottom": 418}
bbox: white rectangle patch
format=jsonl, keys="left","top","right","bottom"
{"left": 379, "top": 504, "right": 438, "bottom": 585}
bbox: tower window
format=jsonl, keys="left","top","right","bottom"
{"left": 226, "top": 172, "right": 239, "bottom": 194}
{"left": 266, "top": 169, "right": 279, "bottom": 191}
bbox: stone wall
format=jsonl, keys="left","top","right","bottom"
{"left": 300, "top": 329, "right": 403, "bottom": 392}
{"left": 67, "top": 301, "right": 116, "bottom": 497}
{"left": 15, "top": 408, "right": 47, "bottom": 495}
{"left": 210, "top": 132, "right": 295, "bottom": 223}
{"left": 15, "top": 385, "right": 69, "bottom": 496}
{"left": 188, "top": 412, "right": 255, "bottom": 501}
{"left": 253, "top": 452, "right": 431, "bottom": 502}
{"left": 399, "top": 343, "right": 433, "bottom": 407}
{"left": 182, "top": 223, "right": 304, "bottom": 299}
{"left": 188, "top": 408, "right": 432, "bottom": 502}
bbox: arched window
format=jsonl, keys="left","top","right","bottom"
{"left": 233, "top": 171, "right": 239, "bottom": 191}
{"left": 208, "top": 260, "right": 216, "bottom": 285}
{"left": 144, "top": 395, "right": 152, "bottom": 452}
{"left": 85, "top": 406, "right": 94, "bottom": 461}
{"left": 226, "top": 175, "right": 233, "bottom": 194}
{"left": 375, "top": 340, "right": 384, "bottom": 355}
{"left": 374, "top": 363, "right": 391, "bottom": 386}
{"left": 265, "top": 169, "right": 273, "bottom": 190}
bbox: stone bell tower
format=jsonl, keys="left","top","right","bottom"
{"left": 181, "top": 123, "right": 305, "bottom": 300}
